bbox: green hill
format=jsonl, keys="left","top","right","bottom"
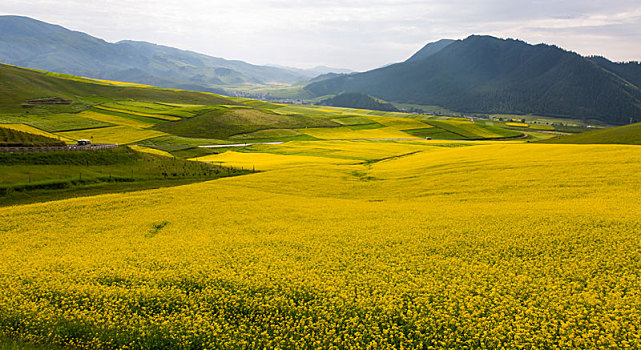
{"left": 0, "top": 146, "right": 248, "bottom": 206}
{"left": 541, "top": 122, "right": 641, "bottom": 145}
{"left": 1, "top": 62, "right": 540, "bottom": 158}
{"left": 0, "top": 126, "right": 65, "bottom": 147}
{"left": 155, "top": 108, "right": 339, "bottom": 139}
{"left": 319, "top": 93, "right": 399, "bottom": 112}
{"left": 305, "top": 35, "right": 641, "bottom": 125}
{"left": 0, "top": 63, "right": 234, "bottom": 113}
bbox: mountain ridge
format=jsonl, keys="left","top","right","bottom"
{"left": 406, "top": 39, "right": 455, "bottom": 62}
{"left": 0, "top": 15, "right": 323, "bottom": 92}
{"left": 305, "top": 35, "right": 641, "bottom": 124}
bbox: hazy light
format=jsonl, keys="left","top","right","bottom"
{"left": 1, "top": 0, "right": 640, "bottom": 70}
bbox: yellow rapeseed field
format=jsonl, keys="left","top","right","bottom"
{"left": 2, "top": 141, "right": 641, "bottom": 348}
{"left": 128, "top": 145, "right": 174, "bottom": 158}
{"left": 506, "top": 122, "right": 529, "bottom": 127}
{"left": 299, "top": 126, "right": 421, "bottom": 140}
{"left": 78, "top": 111, "right": 155, "bottom": 129}
{"left": 194, "top": 150, "right": 356, "bottom": 170}
{"left": 0, "top": 124, "right": 73, "bottom": 142}
{"left": 93, "top": 106, "right": 181, "bottom": 121}
{"left": 57, "top": 126, "right": 167, "bottom": 145}
{"left": 365, "top": 115, "right": 433, "bottom": 129}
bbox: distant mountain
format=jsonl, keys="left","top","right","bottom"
{"left": 267, "top": 64, "right": 354, "bottom": 79}
{"left": 406, "top": 39, "right": 455, "bottom": 62}
{"left": 319, "top": 93, "right": 399, "bottom": 112}
{"left": 308, "top": 72, "right": 350, "bottom": 84}
{"left": 304, "top": 66, "right": 354, "bottom": 76}
{"left": 0, "top": 16, "right": 309, "bottom": 92}
{"left": 305, "top": 35, "right": 641, "bottom": 124}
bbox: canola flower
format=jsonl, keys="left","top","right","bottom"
{"left": 128, "top": 145, "right": 174, "bottom": 158}
{"left": 506, "top": 122, "right": 529, "bottom": 127}
{"left": 298, "top": 126, "right": 421, "bottom": 140}
{"left": 93, "top": 106, "right": 181, "bottom": 121}
{"left": 78, "top": 111, "right": 156, "bottom": 129}
{"left": 57, "top": 126, "right": 167, "bottom": 145}
{"left": 0, "top": 123, "right": 73, "bottom": 142}
{"left": 1, "top": 142, "right": 641, "bottom": 349}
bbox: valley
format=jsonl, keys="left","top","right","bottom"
{"left": 1, "top": 12, "right": 641, "bottom": 349}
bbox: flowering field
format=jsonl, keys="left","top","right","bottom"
{"left": 0, "top": 124, "right": 73, "bottom": 142}
{"left": 57, "top": 126, "right": 167, "bottom": 145}
{"left": 2, "top": 141, "right": 641, "bottom": 348}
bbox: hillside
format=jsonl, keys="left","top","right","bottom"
{"left": 0, "top": 62, "right": 541, "bottom": 161}
{"left": 542, "top": 122, "right": 641, "bottom": 145}
{"left": 0, "top": 126, "right": 65, "bottom": 147}
{"left": 0, "top": 146, "right": 247, "bottom": 206}
{"left": 305, "top": 35, "right": 641, "bottom": 125}
{"left": 0, "top": 63, "right": 234, "bottom": 113}
{"left": 589, "top": 56, "right": 641, "bottom": 88}
{"left": 319, "top": 93, "right": 399, "bottom": 112}
{"left": 155, "top": 108, "right": 339, "bottom": 140}
{"left": 0, "top": 16, "right": 310, "bottom": 91}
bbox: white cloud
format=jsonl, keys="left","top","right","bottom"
{"left": 1, "top": 0, "right": 640, "bottom": 70}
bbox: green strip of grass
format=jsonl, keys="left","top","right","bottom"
{"left": 0, "top": 146, "right": 251, "bottom": 207}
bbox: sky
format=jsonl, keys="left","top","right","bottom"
{"left": 1, "top": 0, "right": 640, "bottom": 71}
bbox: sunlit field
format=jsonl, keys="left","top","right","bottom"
{"left": 2, "top": 141, "right": 641, "bottom": 348}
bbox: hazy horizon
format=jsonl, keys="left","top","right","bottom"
{"left": 1, "top": 0, "right": 640, "bottom": 71}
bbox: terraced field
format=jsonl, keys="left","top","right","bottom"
{"left": 1, "top": 63, "right": 539, "bottom": 154}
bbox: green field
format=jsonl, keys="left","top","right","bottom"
{"left": 0, "top": 147, "right": 248, "bottom": 207}
{"left": 541, "top": 122, "right": 641, "bottom": 145}
{"left": 154, "top": 108, "right": 339, "bottom": 140}
{"left": 1, "top": 63, "right": 562, "bottom": 155}
{"left": 0, "top": 126, "right": 64, "bottom": 147}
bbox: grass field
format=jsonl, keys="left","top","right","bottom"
{"left": 298, "top": 126, "right": 421, "bottom": 140}
{"left": 0, "top": 147, "right": 247, "bottom": 207}
{"left": 542, "top": 122, "right": 641, "bottom": 145}
{"left": 425, "top": 120, "right": 522, "bottom": 139}
{"left": 57, "top": 125, "right": 167, "bottom": 144}
{"left": 0, "top": 63, "right": 548, "bottom": 152}
{"left": 78, "top": 110, "right": 156, "bottom": 129}
{"left": 155, "top": 108, "right": 339, "bottom": 140}
{"left": 0, "top": 126, "right": 65, "bottom": 147}
{"left": 2, "top": 141, "right": 641, "bottom": 348}
{"left": 94, "top": 105, "right": 181, "bottom": 121}
{"left": 0, "top": 113, "right": 112, "bottom": 133}
{"left": 0, "top": 124, "right": 71, "bottom": 143}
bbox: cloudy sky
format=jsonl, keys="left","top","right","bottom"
{"left": 2, "top": 0, "right": 640, "bottom": 71}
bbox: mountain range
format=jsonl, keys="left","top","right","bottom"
{"left": 0, "top": 15, "right": 349, "bottom": 93}
{"left": 2, "top": 15, "right": 640, "bottom": 124}
{"left": 305, "top": 36, "right": 641, "bottom": 124}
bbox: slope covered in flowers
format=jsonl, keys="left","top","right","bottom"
{"left": 1, "top": 141, "right": 641, "bottom": 348}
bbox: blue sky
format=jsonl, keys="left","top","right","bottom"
{"left": 2, "top": 0, "right": 640, "bottom": 70}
